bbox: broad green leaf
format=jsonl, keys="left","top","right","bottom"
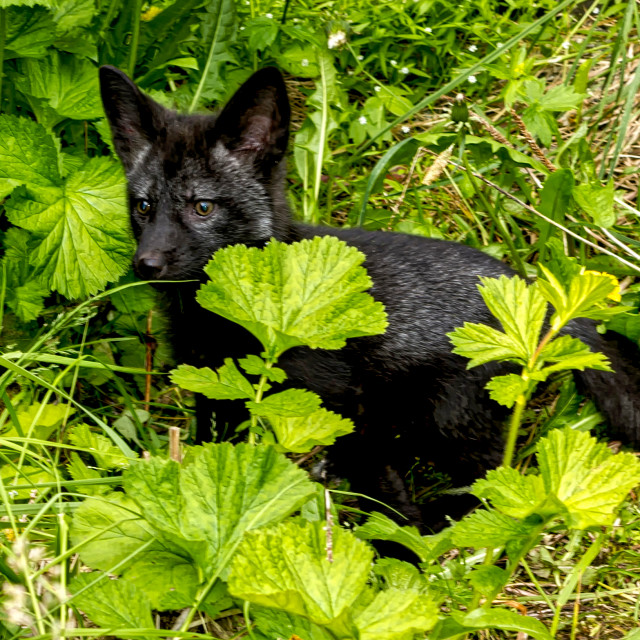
{"left": 478, "top": 276, "right": 547, "bottom": 360}
{"left": 355, "top": 512, "right": 453, "bottom": 563}
{"left": 16, "top": 52, "right": 103, "bottom": 121}
{"left": 538, "top": 428, "right": 640, "bottom": 528}
{"left": 247, "top": 388, "right": 321, "bottom": 417}
{"left": 1, "top": 464, "right": 56, "bottom": 499}
{"left": 5, "top": 156, "right": 134, "bottom": 299}
{"left": 467, "top": 565, "right": 509, "bottom": 598}
{"left": 448, "top": 322, "right": 525, "bottom": 367}
{"left": 448, "top": 607, "right": 554, "bottom": 640}
{"left": 69, "top": 423, "right": 135, "bottom": 469}
{"left": 238, "top": 354, "right": 287, "bottom": 383}
{"left": 472, "top": 467, "right": 548, "bottom": 520}
{"left": 197, "top": 236, "right": 388, "bottom": 357}
{"left": 70, "top": 573, "right": 154, "bottom": 636}
{"left": 452, "top": 508, "right": 533, "bottom": 549}
{"left": 228, "top": 520, "right": 373, "bottom": 627}
{"left": 537, "top": 334, "right": 612, "bottom": 376}
{"left": 66, "top": 453, "right": 108, "bottom": 496}
{"left": 52, "top": 0, "right": 95, "bottom": 32}
{"left": 573, "top": 180, "right": 616, "bottom": 228}
{"left": 252, "top": 608, "right": 334, "bottom": 640}
{"left": 3, "top": 401, "right": 73, "bottom": 440}
{"left": 373, "top": 558, "right": 429, "bottom": 592}
{"left": 170, "top": 359, "right": 254, "bottom": 400}
{"left": 485, "top": 374, "right": 530, "bottom": 408}
{"left": 8, "top": 280, "right": 48, "bottom": 322}
{"left": 0, "top": 115, "right": 59, "bottom": 190}
{"left": 539, "top": 84, "right": 585, "bottom": 111}
{"left": 5, "top": 6, "right": 56, "bottom": 58}
{"left": 537, "top": 169, "right": 574, "bottom": 250}
{"left": 269, "top": 408, "right": 354, "bottom": 453}
{"left": 354, "top": 588, "right": 439, "bottom": 640}
{"left": 1, "top": 0, "right": 53, "bottom": 7}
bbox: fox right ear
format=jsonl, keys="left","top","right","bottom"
{"left": 99, "top": 65, "right": 165, "bottom": 172}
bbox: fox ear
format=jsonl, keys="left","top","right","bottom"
{"left": 214, "top": 67, "right": 290, "bottom": 167}
{"left": 99, "top": 65, "right": 166, "bottom": 172}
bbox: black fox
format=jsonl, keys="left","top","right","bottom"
{"left": 100, "top": 65, "right": 640, "bottom": 529}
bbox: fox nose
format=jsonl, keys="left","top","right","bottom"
{"left": 136, "top": 252, "right": 166, "bottom": 279}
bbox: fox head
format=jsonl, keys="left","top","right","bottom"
{"left": 99, "top": 66, "right": 292, "bottom": 280}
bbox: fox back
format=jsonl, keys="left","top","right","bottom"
{"left": 100, "top": 66, "right": 640, "bottom": 529}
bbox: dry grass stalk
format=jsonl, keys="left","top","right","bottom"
{"left": 510, "top": 107, "right": 557, "bottom": 173}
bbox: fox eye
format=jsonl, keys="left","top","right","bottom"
{"left": 136, "top": 200, "right": 152, "bottom": 215}
{"left": 194, "top": 200, "right": 215, "bottom": 216}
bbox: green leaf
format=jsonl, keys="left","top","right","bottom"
{"left": 355, "top": 512, "right": 452, "bottom": 563}
{"left": 467, "top": 565, "right": 509, "bottom": 599}
{"left": 373, "top": 558, "right": 429, "bottom": 592}
{"left": 16, "top": 52, "right": 103, "bottom": 121}
{"left": 247, "top": 388, "right": 321, "bottom": 417}
{"left": 171, "top": 359, "right": 254, "bottom": 400}
{"left": 269, "top": 408, "right": 355, "bottom": 453}
{"left": 457, "top": 607, "right": 553, "bottom": 640}
{"left": 5, "top": 401, "right": 73, "bottom": 439}
{"left": 537, "top": 334, "right": 612, "bottom": 376}
{"left": 0, "top": 115, "right": 59, "bottom": 191}
{"left": 196, "top": 236, "right": 388, "bottom": 357}
{"left": 8, "top": 279, "right": 48, "bottom": 322}
{"left": 252, "top": 608, "right": 335, "bottom": 640}
{"left": 472, "top": 467, "right": 548, "bottom": 520}
{"left": 354, "top": 588, "right": 439, "bottom": 640}
{"left": 69, "top": 423, "right": 135, "bottom": 470}
{"left": 537, "top": 169, "right": 574, "bottom": 250}
{"left": 452, "top": 508, "right": 533, "bottom": 549}
{"left": 124, "top": 444, "right": 315, "bottom": 572}
{"left": 573, "top": 180, "right": 616, "bottom": 227}
{"left": 5, "top": 6, "right": 56, "bottom": 58}
{"left": 448, "top": 322, "right": 525, "bottom": 368}
{"left": 228, "top": 520, "right": 373, "bottom": 627}
{"left": 238, "top": 354, "right": 287, "bottom": 383}
{"left": 539, "top": 84, "right": 585, "bottom": 111}
{"left": 538, "top": 428, "right": 640, "bottom": 528}
{"left": 70, "top": 573, "right": 154, "bottom": 637}
{"left": 5, "top": 156, "right": 134, "bottom": 299}
{"left": 485, "top": 374, "right": 530, "bottom": 408}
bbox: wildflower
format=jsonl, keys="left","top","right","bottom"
{"left": 239, "top": 26, "right": 245, "bottom": 30}
{"left": 401, "top": 125, "right": 410, "bottom": 134}
{"left": 496, "top": 42, "right": 503, "bottom": 48}
{"left": 301, "top": 58, "right": 309, "bottom": 67}
{"left": 561, "top": 41, "right": 570, "bottom": 50}
{"left": 469, "top": 44, "right": 478, "bottom": 52}
{"left": 400, "top": 66, "right": 409, "bottom": 74}
{"left": 593, "top": 6, "right": 600, "bottom": 14}
{"left": 357, "top": 54, "right": 364, "bottom": 61}
{"left": 141, "top": 6, "right": 162, "bottom": 21}
{"left": 468, "top": 75, "right": 477, "bottom": 84}
{"left": 424, "top": 27, "right": 432, "bottom": 33}
{"left": 8, "top": 490, "right": 17, "bottom": 498}
{"left": 391, "top": 60, "right": 398, "bottom": 66}
{"left": 358, "top": 116, "right": 367, "bottom": 125}
{"left": 374, "top": 85, "right": 381, "bottom": 92}
{"left": 328, "top": 30, "right": 347, "bottom": 49}
{"left": 265, "top": 12, "right": 273, "bottom": 18}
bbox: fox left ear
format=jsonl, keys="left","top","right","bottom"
{"left": 213, "top": 67, "right": 290, "bottom": 168}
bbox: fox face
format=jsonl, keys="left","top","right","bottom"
{"left": 99, "top": 66, "right": 292, "bottom": 280}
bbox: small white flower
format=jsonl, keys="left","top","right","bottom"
{"left": 593, "top": 7, "right": 600, "bottom": 14}
{"left": 358, "top": 116, "right": 367, "bottom": 125}
{"left": 561, "top": 41, "right": 570, "bottom": 50}
{"left": 357, "top": 54, "right": 364, "bottom": 61}
{"left": 424, "top": 26, "right": 432, "bottom": 33}
{"left": 265, "top": 12, "right": 273, "bottom": 18}
{"left": 468, "top": 75, "right": 477, "bottom": 84}
{"left": 469, "top": 44, "right": 478, "bottom": 52}
{"left": 401, "top": 125, "right": 410, "bottom": 134}
{"left": 328, "top": 30, "right": 347, "bottom": 49}
{"left": 8, "top": 490, "right": 18, "bottom": 498}
{"left": 496, "top": 42, "right": 503, "bottom": 48}
{"left": 301, "top": 58, "right": 309, "bottom": 67}
{"left": 239, "top": 26, "right": 245, "bottom": 30}
{"left": 400, "top": 66, "right": 409, "bottom": 74}
{"left": 391, "top": 60, "right": 398, "bottom": 66}
{"left": 374, "top": 85, "right": 381, "bottom": 92}
{"left": 29, "top": 489, "right": 38, "bottom": 499}
{"left": 293, "top": 17, "right": 299, "bottom": 22}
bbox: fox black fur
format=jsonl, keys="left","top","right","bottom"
{"left": 100, "top": 65, "right": 640, "bottom": 529}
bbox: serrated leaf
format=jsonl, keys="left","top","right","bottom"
{"left": 239, "top": 354, "right": 287, "bottom": 383}
{"left": 66, "top": 453, "right": 108, "bottom": 496}
{"left": 9, "top": 279, "right": 48, "bottom": 322}
{"left": 539, "top": 84, "right": 585, "bottom": 111}
{"left": 538, "top": 428, "right": 640, "bottom": 528}
{"left": 5, "top": 6, "right": 56, "bottom": 58}
{"left": 472, "top": 467, "right": 548, "bottom": 519}
{"left": 197, "top": 236, "right": 388, "bottom": 357}
{"left": 16, "top": 52, "right": 102, "bottom": 121}
{"left": 452, "top": 509, "right": 533, "bottom": 549}
{"left": 69, "top": 423, "right": 134, "bottom": 469}
{"left": 5, "top": 156, "right": 134, "bottom": 299}
{"left": 467, "top": 565, "right": 509, "bottom": 598}
{"left": 537, "top": 334, "right": 612, "bottom": 376}
{"left": 247, "top": 388, "right": 321, "bottom": 417}
{"left": 5, "top": 401, "right": 74, "bottom": 440}
{"left": 171, "top": 359, "right": 254, "bottom": 400}
{"left": 354, "top": 588, "right": 439, "bottom": 640}
{"left": 573, "top": 180, "right": 616, "bottom": 228}
{"left": 0, "top": 115, "right": 60, "bottom": 190}
{"left": 355, "top": 512, "right": 452, "bottom": 563}
{"left": 485, "top": 374, "right": 529, "bottom": 408}
{"left": 252, "top": 608, "right": 334, "bottom": 640}
{"left": 448, "top": 321, "right": 524, "bottom": 368}
{"left": 70, "top": 573, "right": 154, "bottom": 636}
{"left": 538, "top": 169, "right": 574, "bottom": 249}
{"left": 228, "top": 520, "right": 373, "bottom": 627}
{"left": 373, "top": 558, "right": 429, "bottom": 592}
{"left": 269, "top": 408, "right": 355, "bottom": 453}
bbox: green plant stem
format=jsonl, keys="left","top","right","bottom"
{"left": 0, "top": 9, "right": 5, "bottom": 114}
{"left": 248, "top": 362, "right": 273, "bottom": 445}
{"left": 127, "top": 0, "right": 142, "bottom": 77}
{"left": 0, "top": 260, "right": 6, "bottom": 337}
{"left": 502, "top": 390, "right": 527, "bottom": 468}
{"left": 311, "top": 55, "right": 330, "bottom": 225}
{"left": 58, "top": 513, "right": 69, "bottom": 640}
